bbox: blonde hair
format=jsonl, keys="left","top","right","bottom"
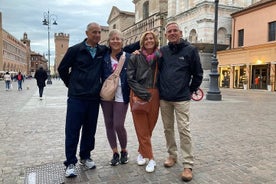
{"left": 107, "top": 29, "right": 124, "bottom": 46}
{"left": 140, "top": 31, "right": 159, "bottom": 49}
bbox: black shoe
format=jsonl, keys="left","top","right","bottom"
{"left": 110, "top": 152, "right": 120, "bottom": 166}
{"left": 120, "top": 151, "right": 129, "bottom": 164}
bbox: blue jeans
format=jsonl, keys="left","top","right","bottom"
{"left": 64, "top": 97, "right": 100, "bottom": 167}
{"left": 17, "top": 80, "right": 22, "bottom": 90}
{"left": 5, "top": 81, "right": 10, "bottom": 90}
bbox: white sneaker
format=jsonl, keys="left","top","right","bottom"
{"left": 146, "top": 159, "right": 156, "bottom": 173}
{"left": 65, "top": 164, "right": 77, "bottom": 178}
{"left": 80, "top": 158, "right": 96, "bottom": 169}
{"left": 137, "top": 154, "right": 146, "bottom": 166}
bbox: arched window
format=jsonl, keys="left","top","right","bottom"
{"left": 217, "top": 28, "right": 227, "bottom": 44}
{"left": 143, "top": 1, "right": 149, "bottom": 19}
{"left": 189, "top": 29, "right": 197, "bottom": 43}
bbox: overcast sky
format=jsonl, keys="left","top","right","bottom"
{"left": 0, "top": 0, "right": 135, "bottom": 65}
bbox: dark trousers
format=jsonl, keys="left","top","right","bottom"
{"left": 101, "top": 101, "right": 128, "bottom": 150}
{"left": 38, "top": 86, "right": 44, "bottom": 97}
{"left": 64, "top": 97, "right": 100, "bottom": 167}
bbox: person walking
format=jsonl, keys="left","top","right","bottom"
{"left": 158, "top": 22, "right": 203, "bottom": 181}
{"left": 127, "top": 31, "right": 161, "bottom": 173}
{"left": 14, "top": 72, "right": 24, "bottom": 91}
{"left": 4, "top": 71, "right": 11, "bottom": 91}
{"left": 101, "top": 29, "right": 130, "bottom": 166}
{"left": 34, "top": 66, "right": 48, "bottom": 100}
{"left": 58, "top": 22, "right": 139, "bottom": 178}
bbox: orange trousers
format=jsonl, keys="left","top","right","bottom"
{"left": 130, "top": 88, "right": 159, "bottom": 159}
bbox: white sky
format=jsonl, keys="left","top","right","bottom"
{"left": 0, "top": 0, "right": 135, "bottom": 65}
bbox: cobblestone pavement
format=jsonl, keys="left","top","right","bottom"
{"left": 0, "top": 79, "right": 276, "bottom": 184}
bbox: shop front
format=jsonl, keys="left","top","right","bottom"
{"left": 251, "top": 64, "right": 269, "bottom": 90}
{"left": 219, "top": 63, "right": 275, "bottom": 91}
{"left": 217, "top": 41, "right": 276, "bottom": 91}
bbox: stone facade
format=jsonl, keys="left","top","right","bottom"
{"left": 166, "top": 0, "right": 258, "bottom": 88}
{"left": 101, "top": 0, "right": 168, "bottom": 47}
{"left": 102, "top": 0, "right": 262, "bottom": 88}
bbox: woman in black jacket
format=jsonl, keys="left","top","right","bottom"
{"left": 127, "top": 31, "right": 161, "bottom": 173}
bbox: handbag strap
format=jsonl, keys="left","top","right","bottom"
{"left": 113, "top": 52, "right": 126, "bottom": 76}
{"left": 152, "top": 61, "right": 158, "bottom": 88}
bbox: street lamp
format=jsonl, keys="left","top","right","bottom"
{"left": 42, "top": 10, "right": 57, "bottom": 85}
{"left": 206, "top": 0, "right": 222, "bottom": 100}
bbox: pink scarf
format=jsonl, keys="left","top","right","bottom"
{"left": 142, "top": 49, "right": 161, "bottom": 63}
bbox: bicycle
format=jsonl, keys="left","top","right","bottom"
{"left": 191, "top": 88, "right": 204, "bottom": 101}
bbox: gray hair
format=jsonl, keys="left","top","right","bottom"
{"left": 165, "top": 21, "right": 181, "bottom": 31}
{"left": 86, "top": 22, "right": 100, "bottom": 31}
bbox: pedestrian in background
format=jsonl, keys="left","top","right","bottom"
{"left": 158, "top": 22, "right": 203, "bottom": 181}
{"left": 127, "top": 31, "right": 161, "bottom": 173}
{"left": 58, "top": 22, "right": 139, "bottom": 178}
{"left": 14, "top": 71, "right": 24, "bottom": 91}
{"left": 4, "top": 71, "right": 11, "bottom": 91}
{"left": 34, "top": 66, "right": 48, "bottom": 100}
{"left": 101, "top": 29, "right": 131, "bottom": 166}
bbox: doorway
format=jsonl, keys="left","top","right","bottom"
{"left": 251, "top": 65, "right": 268, "bottom": 89}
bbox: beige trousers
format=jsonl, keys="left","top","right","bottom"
{"left": 160, "top": 100, "right": 194, "bottom": 169}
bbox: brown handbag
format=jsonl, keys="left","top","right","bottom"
{"left": 100, "top": 52, "right": 126, "bottom": 101}
{"left": 131, "top": 62, "right": 158, "bottom": 113}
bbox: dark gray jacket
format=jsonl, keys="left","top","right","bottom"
{"left": 127, "top": 52, "right": 159, "bottom": 101}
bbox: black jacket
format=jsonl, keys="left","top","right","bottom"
{"left": 127, "top": 52, "right": 159, "bottom": 101}
{"left": 34, "top": 68, "right": 48, "bottom": 87}
{"left": 159, "top": 39, "right": 203, "bottom": 101}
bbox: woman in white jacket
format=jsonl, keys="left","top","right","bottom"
{"left": 4, "top": 72, "right": 12, "bottom": 90}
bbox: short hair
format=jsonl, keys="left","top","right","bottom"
{"left": 86, "top": 22, "right": 100, "bottom": 31}
{"left": 140, "top": 31, "right": 159, "bottom": 50}
{"left": 107, "top": 29, "right": 124, "bottom": 46}
{"left": 165, "top": 21, "right": 181, "bottom": 32}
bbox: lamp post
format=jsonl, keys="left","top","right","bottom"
{"left": 42, "top": 10, "right": 57, "bottom": 85}
{"left": 206, "top": 0, "right": 222, "bottom": 101}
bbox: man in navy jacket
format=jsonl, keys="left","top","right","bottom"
{"left": 158, "top": 22, "right": 203, "bottom": 182}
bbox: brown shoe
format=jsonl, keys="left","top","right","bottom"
{"left": 163, "top": 156, "right": 176, "bottom": 168}
{"left": 181, "top": 168, "right": 193, "bottom": 182}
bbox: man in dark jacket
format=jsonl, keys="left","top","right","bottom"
{"left": 58, "top": 22, "right": 139, "bottom": 178}
{"left": 158, "top": 22, "right": 203, "bottom": 182}
{"left": 34, "top": 66, "right": 48, "bottom": 100}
